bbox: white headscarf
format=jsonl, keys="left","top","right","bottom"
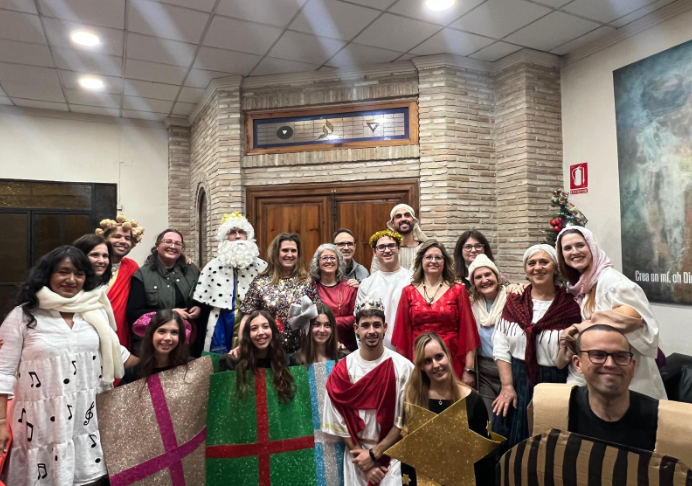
{"left": 386, "top": 204, "right": 428, "bottom": 242}
{"left": 523, "top": 244, "right": 559, "bottom": 267}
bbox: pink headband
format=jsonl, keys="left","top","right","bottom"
{"left": 132, "top": 311, "right": 192, "bottom": 341}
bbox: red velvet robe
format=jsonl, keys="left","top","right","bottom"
{"left": 107, "top": 257, "right": 138, "bottom": 350}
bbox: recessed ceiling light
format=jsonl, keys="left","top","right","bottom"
{"left": 425, "top": 0, "right": 455, "bottom": 11}
{"left": 79, "top": 76, "right": 104, "bottom": 90}
{"left": 70, "top": 30, "right": 100, "bottom": 47}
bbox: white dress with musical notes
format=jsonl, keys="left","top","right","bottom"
{"left": 0, "top": 306, "right": 130, "bottom": 486}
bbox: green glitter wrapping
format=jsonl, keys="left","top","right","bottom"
{"left": 206, "top": 366, "right": 317, "bottom": 485}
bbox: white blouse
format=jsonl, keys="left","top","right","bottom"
{"left": 0, "top": 306, "right": 130, "bottom": 486}
{"left": 493, "top": 299, "right": 580, "bottom": 381}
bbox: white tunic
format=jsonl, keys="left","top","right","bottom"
{"left": 569, "top": 267, "right": 667, "bottom": 400}
{"left": 355, "top": 267, "right": 412, "bottom": 350}
{"left": 493, "top": 299, "right": 581, "bottom": 382}
{"left": 322, "top": 348, "right": 414, "bottom": 486}
{"left": 0, "top": 307, "right": 130, "bottom": 486}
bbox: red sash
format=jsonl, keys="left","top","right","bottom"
{"left": 108, "top": 257, "right": 139, "bottom": 350}
{"left": 326, "top": 356, "right": 397, "bottom": 472}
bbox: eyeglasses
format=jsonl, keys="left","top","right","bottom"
{"left": 463, "top": 244, "right": 484, "bottom": 251}
{"left": 320, "top": 256, "right": 337, "bottom": 262}
{"left": 161, "top": 239, "right": 184, "bottom": 248}
{"left": 424, "top": 255, "right": 444, "bottom": 262}
{"left": 335, "top": 242, "right": 355, "bottom": 248}
{"left": 375, "top": 243, "right": 398, "bottom": 253}
{"left": 578, "top": 349, "right": 634, "bottom": 366}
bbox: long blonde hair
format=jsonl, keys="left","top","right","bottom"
{"left": 404, "top": 333, "right": 468, "bottom": 414}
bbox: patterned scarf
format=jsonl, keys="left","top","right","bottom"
{"left": 501, "top": 285, "right": 581, "bottom": 386}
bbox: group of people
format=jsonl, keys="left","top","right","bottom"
{"left": 0, "top": 201, "right": 673, "bottom": 486}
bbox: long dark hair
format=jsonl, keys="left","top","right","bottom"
{"left": 297, "top": 303, "right": 340, "bottom": 366}
{"left": 14, "top": 246, "right": 100, "bottom": 328}
{"left": 556, "top": 228, "right": 585, "bottom": 285}
{"left": 73, "top": 234, "right": 113, "bottom": 285}
{"left": 453, "top": 230, "right": 495, "bottom": 282}
{"left": 145, "top": 228, "right": 190, "bottom": 274}
{"left": 236, "top": 310, "right": 295, "bottom": 404}
{"left": 137, "top": 309, "right": 190, "bottom": 382}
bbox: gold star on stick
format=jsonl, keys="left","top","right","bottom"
{"left": 386, "top": 398, "right": 505, "bottom": 486}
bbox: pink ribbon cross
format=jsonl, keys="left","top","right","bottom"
{"left": 109, "top": 374, "right": 206, "bottom": 486}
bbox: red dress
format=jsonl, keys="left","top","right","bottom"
{"left": 316, "top": 280, "right": 358, "bottom": 351}
{"left": 393, "top": 283, "right": 480, "bottom": 378}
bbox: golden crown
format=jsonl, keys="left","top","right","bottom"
{"left": 221, "top": 211, "right": 245, "bottom": 224}
{"left": 368, "top": 229, "right": 402, "bottom": 248}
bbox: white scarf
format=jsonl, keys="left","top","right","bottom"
{"left": 471, "top": 289, "right": 507, "bottom": 327}
{"left": 37, "top": 287, "right": 124, "bottom": 383}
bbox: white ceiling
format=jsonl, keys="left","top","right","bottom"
{"left": 0, "top": 0, "right": 679, "bottom": 120}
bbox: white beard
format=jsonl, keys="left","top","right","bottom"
{"left": 216, "top": 240, "right": 260, "bottom": 268}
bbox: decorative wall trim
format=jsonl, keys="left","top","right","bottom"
{"left": 412, "top": 53, "right": 491, "bottom": 72}
{"left": 562, "top": 0, "right": 692, "bottom": 66}
{"left": 188, "top": 74, "right": 242, "bottom": 126}
{"left": 492, "top": 49, "right": 561, "bottom": 72}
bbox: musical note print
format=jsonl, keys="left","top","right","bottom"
{"left": 18, "top": 407, "right": 26, "bottom": 423}
{"left": 27, "top": 421, "right": 34, "bottom": 442}
{"left": 37, "top": 463, "right": 47, "bottom": 480}
{"left": 29, "top": 371, "right": 41, "bottom": 388}
{"left": 88, "top": 434, "right": 98, "bottom": 448}
{"left": 84, "top": 401, "right": 95, "bottom": 426}
{"left": 98, "top": 366, "right": 102, "bottom": 380}
{"left": 67, "top": 404, "right": 73, "bottom": 420}
{"left": 71, "top": 360, "right": 77, "bottom": 375}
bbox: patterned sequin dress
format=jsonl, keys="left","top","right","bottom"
{"left": 240, "top": 275, "right": 320, "bottom": 353}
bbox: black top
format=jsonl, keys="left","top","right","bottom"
{"left": 401, "top": 391, "right": 496, "bottom": 486}
{"left": 568, "top": 386, "right": 659, "bottom": 451}
{"left": 219, "top": 356, "right": 272, "bottom": 371}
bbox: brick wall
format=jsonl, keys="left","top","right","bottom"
{"left": 172, "top": 51, "right": 564, "bottom": 277}
{"left": 167, "top": 124, "right": 192, "bottom": 256}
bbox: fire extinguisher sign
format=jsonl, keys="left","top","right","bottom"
{"left": 570, "top": 162, "right": 588, "bottom": 194}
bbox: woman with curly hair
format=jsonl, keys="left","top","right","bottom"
{"left": 221, "top": 310, "right": 295, "bottom": 404}
{"left": 310, "top": 244, "right": 358, "bottom": 351}
{"left": 0, "top": 246, "right": 136, "bottom": 486}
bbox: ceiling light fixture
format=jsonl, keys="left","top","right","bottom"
{"left": 79, "top": 76, "right": 104, "bottom": 90}
{"left": 425, "top": 0, "right": 455, "bottom": 11}
{"left": 70, "top": 30, "right": 100, "bottom": 47}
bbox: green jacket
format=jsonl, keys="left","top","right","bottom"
{"left": 132, "top": 260, "right": 200, "bottom": 310}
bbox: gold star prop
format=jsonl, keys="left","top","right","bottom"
{"left": 386, "top": 398, "right": 505, "bottom": 486}
{"left": 402, "top": 473, "right": 411, "bottom": 485}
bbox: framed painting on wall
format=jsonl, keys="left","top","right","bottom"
{"left": 614, "top": 38, "right": 692, "bottom": 305}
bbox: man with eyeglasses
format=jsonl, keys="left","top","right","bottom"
{"left": 531, "top": 324, "right": 661, "bottom": 451}
{"left": 333, "top": 228, "right": 369, "bottom": 287}
{"left": 355, "top": 230, "right": 412, "bottom": 350}
{"left": 371, "top": 204, "right": 428, "bottom": 274}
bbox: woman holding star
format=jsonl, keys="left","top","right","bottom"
{"left": 400, "top": 332, "right": 496, "bottom": 485}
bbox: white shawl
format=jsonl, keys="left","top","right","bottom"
{"left": 37, "top": 287, "right": 124, "bottom": 383}
{"left": 471, "top": 289, "right": 507, "bottom": 327}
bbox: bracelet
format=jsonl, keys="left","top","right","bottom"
{"left": 369, "top": 448, "right": 377, "bottom": 463}
{"left": 464, "top": 368, "right": 476, "bottom": 374}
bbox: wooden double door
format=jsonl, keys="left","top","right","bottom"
{"left": 247, "top": 179, "right": 419, "bottom": 271}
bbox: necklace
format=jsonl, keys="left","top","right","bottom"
{"left": 438, "top": 399, "right": 443, "bottom": 406}
{"left": 422, "top": 283, "right": 443, "bottom": 305}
